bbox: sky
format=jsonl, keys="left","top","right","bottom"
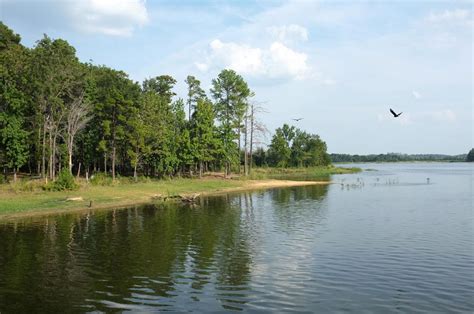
{"left": 1, "top": 0, "right": 472, "bottom": 154}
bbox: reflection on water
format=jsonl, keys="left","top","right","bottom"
{"left": 0, "top": 188, "right": 328, "bottom": 313}
{"left": 0, "top": 163, "right": 472, "bottom": 313}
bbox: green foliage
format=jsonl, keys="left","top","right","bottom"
{"left": 211, "top": 69, "right": 252, "bottom": 174}
{"left": 185, "top": 75, "right": 206, "bottom": 117}
{"left": 47, "top": 168, "right": 78, "bottom": 191}
{"left": 267, "top": 124, "right": 330, "bottom": 168}
{"left": 0, "top": 23, "right": 337, "bottom": 182}
{"left": 90, "top": 173, "right": 114, "bottom": 186}
{"left": 466, "top": 149, "right": 474, "bottom": 162}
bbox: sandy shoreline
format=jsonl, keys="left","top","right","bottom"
{"left": 0, "top": 179, "right": 330, "bottom": 221}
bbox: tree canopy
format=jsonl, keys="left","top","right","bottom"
{"left": 0, "top": 23, "right": 332, "bottom": 182}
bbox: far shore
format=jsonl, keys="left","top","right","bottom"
{"left": 0, "top": 178, "right": 332, "bottom": 221}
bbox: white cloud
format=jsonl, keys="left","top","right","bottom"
{"left": 268, "top": 42, "right": 309, "bottom": 79}
{"left": 207, "top": 39, "right": 264, "bottom": 75}
{"left": 196, "top": 39, "right": 310, "bottom": 80}
{"left": 267, "top": 24, "right": 308, "bottom": 43}
{"left": 70, "top": 0, "right": 149, "bottom": 36}
{"left": 427, "top": 9, "right": 472, "bottom": 25}
{"left": 429, "top": 109, "right": 457, "bottom": 122}
{"left": 412, "top": 91, "right": 422, "bottom": 99}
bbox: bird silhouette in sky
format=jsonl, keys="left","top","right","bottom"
{"left": 390, "top": 108, "right": 403, "bottom": 118}
{"left": 292, "top": 118, "right": 303, "bottom": 121}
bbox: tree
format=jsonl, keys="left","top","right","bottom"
{"left": 0, "top": 23, "right": 30, "bottom": 181}
{"left": 63, "top": 92, "right": 91, "bottom": 173}
{"left": 467, "top": 149, "right": 474, "bottom": 162}
{"left": 185, "top": 75, "right": 206, "bottom": 120}
{"left": 267, "top": 124, "right": 330, "bottom": 168}
{"left": 143, "top": 75, "right": 177, "bottom": 104}
{"left": 247, "top": 101, "right": 268, "bottom": 174}
{"left": 268, "top": 125, "right": 294, "bottom": 167}
{"left": 92, "top": 66, "right": 140, "bottom": 179}
{"left": 211, "top": 69, "right": 251, "bottom": 176}
{"left": 191, "top": 99, "right": 217, "bottom": 177}
{"left": 31, "top": 35, "right": 83, "bottom": 180}
{"left": 127, "top": 95, "right": 151, "bottom": 181}
{"left": 0, "top": 117, "right": 29, "bottom": 182}
{"left": 291, "top": 130, "right": 330, "bottom": 167}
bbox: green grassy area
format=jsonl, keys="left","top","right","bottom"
{"left": 0, "top": 166, "right": 360, "bottom": 217}
{"left": 0, "top": 178, "right": 244, "bottom": 216}
{"left": 247, "top": 166, "right": 361, "bottom": 180}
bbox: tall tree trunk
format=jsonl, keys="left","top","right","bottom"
{"left": 52, "top": 132, "right": 58, "bottom": 180}
{"left": 42, "top": 122, "right": 47, "bottom": 180}
{"left": 104, "top": 153, "right": 107, "bottom": 174}
{"left": 112, "top": 145, "right": 116, "bottom": 180}
{"left": 133, "top": 163, "right": 138, "bottom": 181}
{"left": 67, "top": 134, "right": 74, "bottom": 173}
{"left": 13, "top": 167, "right": 17, "bottom": 183}
{"left": 76, "top": 162, "right": 81, "bottom": 178}
{"left": 48, "top": 131, "right": 53, "bottom": 180}
{"left": 238, "top": 123, "right": 241, "bottom": 175}
{"left": 249, "top": 104, "right": 254, "bottom": 174}
{"left": 244, "top": 108, "right": 248, "bottom": 176}
{"left": 68, "top": 152, "right": 72, "bottom": 173}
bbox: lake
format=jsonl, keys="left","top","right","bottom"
{"left": 0, "top": 163, "right": 472, "bottom": 313}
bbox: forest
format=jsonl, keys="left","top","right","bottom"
{"left": 0, "top": 23, "right": 331, "bottom": 183}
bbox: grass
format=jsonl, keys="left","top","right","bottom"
{"left": 0, "top": 178, "right": 244, "bottom": 216}
{"left": 246, "top": 165, "right": 361, "bottom": 180}
{"left": 0, "top": 166, "right": 360, "bottom": 217}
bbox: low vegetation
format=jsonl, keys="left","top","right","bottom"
{"left": 330, "top": 152, "right": 468, "bottom": 163}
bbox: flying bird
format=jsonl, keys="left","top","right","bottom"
{"left": 292, "top": 118, "right": 303, "bottom": 121}
{"left": 390, "top": 108, "right": 402, "bottom": 118}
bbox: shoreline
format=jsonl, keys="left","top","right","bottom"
{"left": 0, "top": 179, "right": 330, "bottom": 221}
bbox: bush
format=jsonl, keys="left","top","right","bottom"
{"left": 10, "top": 179, "right": 46, "bottom": 192}
{"left": 46, "top": 169, "right": 78, "bottom": 191}
{"left": 90, "top": 172, "right": 113, "bottom": 186}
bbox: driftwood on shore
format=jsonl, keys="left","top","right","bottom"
{"left": 65, "top": 197, "right": 84, "bottom": 202}
{"left": 151, "top": 193, "right": 200, "bottom": 204}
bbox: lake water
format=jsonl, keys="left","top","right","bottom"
{"left": 0, "top": 163, "right": 472, "bottom": 313}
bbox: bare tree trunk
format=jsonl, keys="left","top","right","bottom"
{"left": 244, "top": 107, "right": 249, "bottom": 176}
{"left": 249, "top": 104, "right": 254, "bottom": 174}
{"left": 49, "top": 131, "right": 53, "bottom": 180}
{"left": 52, "top": 132, "right": 58, "bottom": 179}
{"left": 68, "top": 148, "right": 73, "bottom": 173}
{"left": 42, "top": 122, "right": 47, "bottom": 180}
{"left": 76, "top": 162, "right": 81, "bottom": 178}
{"left": 238, "top": 125, "right": 241, "bottom": 175}
{"left": 13, "top": 167, "right": 17, "bottom": 183}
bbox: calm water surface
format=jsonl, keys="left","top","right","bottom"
{"left": 0, "top": 163, "right": 472, "bottom": 313}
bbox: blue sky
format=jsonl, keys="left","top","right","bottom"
{"left": 1, "top": 0, "right": 472, "bottom": 154}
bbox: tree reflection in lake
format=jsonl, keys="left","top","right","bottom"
{"left": 269, "top": 185, "right": 329, "bottom": 234}
{"left": 0, "top": 192, "right": 264, "bottom": 312}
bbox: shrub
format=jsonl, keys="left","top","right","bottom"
{"left": 90, "top": 172, "right": 113, "bottom": 186}
{"left": 47, "top": 169, "right": 78, "bottom": 191}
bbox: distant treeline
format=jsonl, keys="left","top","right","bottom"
{"left": 330, "top": 153, "right": 468, "bottom": 163}
{"left": 0, "top": 23, "right": 330, "bottom": 182}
